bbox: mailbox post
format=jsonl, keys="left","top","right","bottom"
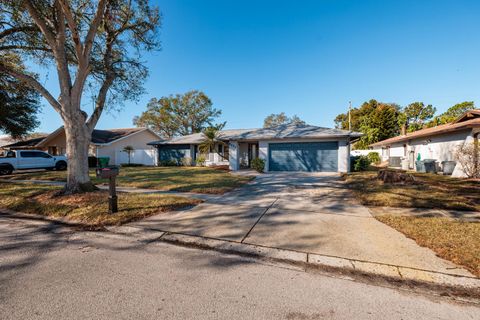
{"left": 95, "top": 166, "right": 120, "bottom": 214}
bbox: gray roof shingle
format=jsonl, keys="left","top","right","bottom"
{"left": 149, "top": 124, "right": 361, "bottom": 145}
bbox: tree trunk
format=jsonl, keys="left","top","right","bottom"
{"left": 63, "top": 122, "right": 96, "bottom": 194}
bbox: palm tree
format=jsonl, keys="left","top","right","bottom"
{"left": 199, "top": 124, "right": 227, "bottom": 160}
{"left": 122, "top": 145, "right": 134, "bottom": 165}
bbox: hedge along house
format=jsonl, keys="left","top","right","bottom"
{"left": 2, "top": 127, "right": 161, "bottom": 166}
{"left": 149, "top": 124, "right": 362, "bottom": 172}
{"left": 369, "top": 110, "right": 480, "bottom": 177}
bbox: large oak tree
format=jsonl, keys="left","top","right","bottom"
{"left": 0, "top": 0, "right": 161, "bottom": 193}
{"left": 134, "top": 90, "right": 222, "bottom": 138}
{"left": 263, "top": 112, "right": 305, "bottom": 128}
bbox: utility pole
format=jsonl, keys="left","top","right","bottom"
{"left": 348, "top": 101, "right": 352, "bottom": 131}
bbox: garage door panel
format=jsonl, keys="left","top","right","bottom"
{"left": 269, "top": 142, "right": 338, "bottom": 172}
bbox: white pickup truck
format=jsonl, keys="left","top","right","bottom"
{"left": 0, "top": 150, "right": 67, "bottom": 175}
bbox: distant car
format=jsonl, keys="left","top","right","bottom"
{"left": 0, "top": 150, "right": 67, "bottom": 175}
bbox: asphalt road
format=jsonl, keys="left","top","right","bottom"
{"left": 0, "top": 216, "right": 479, "bottom": 320}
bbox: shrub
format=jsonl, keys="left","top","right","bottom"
{"left": 159, "top": 159, "right": 178, "bottom": 166}
{"left": 196, "top": 155, "right": 206, "bottom": 167}
{"left": 181, "top": 157, "right": 192, "bottom": 166}
{"left": 454, "top": 142, "right": 480, "bottom": 178}
{"left": 367, "top": 152, "right": 381, "bottom": 164}
{"left": 120, "top": 163, "right": 144, "bottom": 167}
{"left": 353, "top": 155, "right": 371, "bottom": 172}
{"left": 251, "top": 157, "right": 265, "bottom": 173}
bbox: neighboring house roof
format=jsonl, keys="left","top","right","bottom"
{"left": 370, "top": 109, "right": 480, "bottom": 148}
{"left": 0, "top": 135, "right": 15, "bottom": 148}
{"left": 1, "top": 136, "right": 48, "bottom": 149}
{"left": 2, "top": 127, "right": 157, "bottom": 149}
{"left": 91, "top": 128, "right": 147, "bottom": 144}
{"left": 149, "top": 124, "right": 362, "bottom": 145}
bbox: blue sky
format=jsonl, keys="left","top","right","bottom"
{"left": 36, "top": 0, "right": 480, "bottom": 132}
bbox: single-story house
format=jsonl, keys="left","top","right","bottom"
{"left": 0, "top": 135, "right": 17, "bottom": 148}
{"left": 369, "top": 110, "right": 480, "bottom": 177}
{"left": 149, "top": 124, "right": 362, "bottom": 172}
{"left": 2, "top": 127, "right": 160, "bottom": 166}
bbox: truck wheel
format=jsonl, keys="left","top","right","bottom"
{"left": 55, "top": 161, "right": 67, "bottom": 171}
{"left": 0, "top": 165, "right": 13, "bottom": 175}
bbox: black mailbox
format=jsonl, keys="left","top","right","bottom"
{"left": 96, "top": 166, "right": 119, "bottom": 179}
{"left": 95, "top": 166, "right": 120, "bottom": 213}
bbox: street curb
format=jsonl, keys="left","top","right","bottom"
{"left": 3, "top": 208, "right": 479, "bottom": 299}
{"left": 104, "top": 228, "right": 480, "bottom": 299}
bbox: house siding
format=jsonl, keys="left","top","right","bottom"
{"left": 373, "top": 129, "right": 474, "bottom": 177}
{"left": 97, "top": 130, "right": 159, "bottom": 165}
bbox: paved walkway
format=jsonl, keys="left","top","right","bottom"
{"left": 129, "top": 172, "right": 473, "bottom": 276}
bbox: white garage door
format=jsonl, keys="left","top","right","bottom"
{"left": 115, "top": 149, "right": 156, "bottom": 166}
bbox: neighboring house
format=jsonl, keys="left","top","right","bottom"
{"left": 1, "top": 127, "right": 160, "bottom": 166}
{"left": 369, "top": 110, "right": 480, "bottom": 177}
{"left": 0, "top": 135, "right": 16, "bottom": 149}
{"left": 0, "top": 135, "right": 48, "bottom": 152}
{"left": 149, "top": 124, "right": 362, "bottom": 172}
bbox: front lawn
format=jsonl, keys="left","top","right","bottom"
{"left": 0, "top": 182, "right": 201, "bottom": 227}
{"left": 2, "top": 166, "right": 254, "bottom": 194}
{"left": 376, "top": 215, "right": 480, "bottom": 277}
{"left": 345, "top": 171, "right": 480, "bottom": 211}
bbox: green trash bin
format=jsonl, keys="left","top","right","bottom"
{"left": 97, "top": 157, "right": 110, "bottom": 168}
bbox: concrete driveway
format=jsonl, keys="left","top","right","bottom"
{"left": 131, "top": 172, "right": 471, "bottom": 276}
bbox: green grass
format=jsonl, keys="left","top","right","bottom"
{"left": 2, "top": 166, "right": 254, "bottom": 194}
{"left": 345, "top": 171, "right": 480, "bottom": 211}
{"left": 0, "top": 182, "right": 201, "bottom": 227}
{"left": 376, "top": 215, "right": 480, "bottom": 277}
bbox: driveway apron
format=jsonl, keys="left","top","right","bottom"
{"left": 132, "top": 172, "right": 472, "bottom": 276}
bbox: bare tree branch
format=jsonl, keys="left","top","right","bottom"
{"left": 58, "top": 0, "right": 83, "bottom": 61}
{"left": 22, "top": 0, "right": 57, "bottom": 49}
{"left": 0, "top": 45, "right": 51, "bottom": 51}
{"left": 83, "top": 0, "right": 106, "bottom": 62}
{"left": 0, "top": 63, "right": 63, "bottom": 117}
{"left": 0, "top": 25, "right": 37, "bottom": 39}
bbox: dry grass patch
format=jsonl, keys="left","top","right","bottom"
{"left": 2, "top": 166, "right": 254, "bottom": 194}
{"left": 376, "top": 215, "right": 480, "bottom": 277}
{"left": 0, "top": 182, "right": 201, "bottom": 227}
{"left": 345, "top": 171, "right": 480, "bottom": 211}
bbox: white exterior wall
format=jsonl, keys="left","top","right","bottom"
{"left": 408, "top": 130, "right": 470, "bottom": 162}
{"left": 258, "top": 141, "right": 269, "bottom": 170}
{"left": 96, "top": 129, "right": 159, "bottom": 165}
{"left": 389, "top": 144, "right": 405, "bottom": 157}
{"left": 338, "top": 140, "right": 350, "bottom": 173}
{"left": 375, "top": 129, "right": 474, "bottom": 177}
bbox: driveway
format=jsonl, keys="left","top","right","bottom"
{"left": 131, "top": 172, "right": 471, "bottom": 276}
